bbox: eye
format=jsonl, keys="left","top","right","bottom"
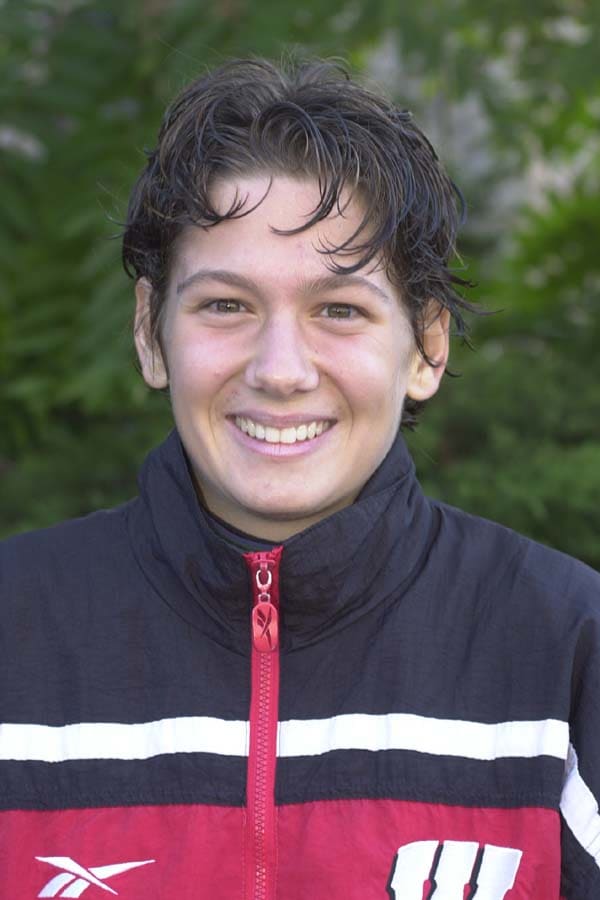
{"left": 319, "top": 303, "right": 362, "bottom": 319}
{"left": 204, "top": 299, "right": 245, "bottom": 313}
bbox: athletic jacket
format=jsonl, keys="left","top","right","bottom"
{"left": 1, "top": 429, "right": 599, "bottom": 899}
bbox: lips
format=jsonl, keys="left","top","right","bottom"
{"left": 233, "top": 416, "right": 332, "bottom": 445}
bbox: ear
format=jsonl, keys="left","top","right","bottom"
{"left": 406, "top": 303, "right": 450, "bottom": 402}
{"left": 134, "top": 278, "right": 169, "bottom": 389}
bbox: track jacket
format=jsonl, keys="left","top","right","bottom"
{"left": 1, "top": 429, "right": 599, "bottom": 899}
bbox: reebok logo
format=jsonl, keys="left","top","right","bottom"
{"left": 36, "top": 856, "right": 155, "bottom": 897}
{"left": 387, "top": 840, "right": 523, "bottom": 899}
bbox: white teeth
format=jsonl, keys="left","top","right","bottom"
{"left": 234, "top": 417, "right": 331, "bottom": 444}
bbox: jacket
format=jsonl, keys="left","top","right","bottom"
{"left": 1, "top": 429, "right": 599, "bottom": 899}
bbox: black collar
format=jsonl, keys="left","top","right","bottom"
{"left": 128, "top": 429, "right": 436, "bottom": 653}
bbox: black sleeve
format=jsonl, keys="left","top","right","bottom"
{"left": 560, "top": 600, "right": 600, "bottom": 899}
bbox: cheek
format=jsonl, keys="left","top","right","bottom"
{"left": 166, "top": 332, "right": 238, "bottom": 395}
{"left": 332, "top": 340, "right": 412, "bottom": 413}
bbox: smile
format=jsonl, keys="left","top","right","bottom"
{"left": 234, "top": 416, "right": 332, "bottom": 445}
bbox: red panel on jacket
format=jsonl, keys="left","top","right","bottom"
{"left": 1, "top": 799, "right": 560, "bottom": 898}
{"left": 1, "top": 805, "right": 243, "bottom": 898}
{"left": 276, "top": 799, "right": 560, "bottom": 899}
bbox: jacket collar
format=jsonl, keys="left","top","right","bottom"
{"left": 129, "top": 429, "right": 435, "bottom": 652}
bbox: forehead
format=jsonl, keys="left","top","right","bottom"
{"left": 171, "top": 173, "right": 385, "bottom": 288}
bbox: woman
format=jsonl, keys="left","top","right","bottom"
{"left": 1, "top": 58, "right": 598, "bottom": 899}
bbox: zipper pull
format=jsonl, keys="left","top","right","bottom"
{"left": 244, "top": 548, "right": 283, "bottom": 653}
{"left": 253, "top": 561, "right": 278, "bottom": 652}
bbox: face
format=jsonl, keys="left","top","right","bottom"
{"left": 135, "top": 174, "right": 448, "bottom": 540}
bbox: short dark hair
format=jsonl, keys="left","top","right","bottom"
{"left": 122, "top": 57, "right": 475, "bottom": 426}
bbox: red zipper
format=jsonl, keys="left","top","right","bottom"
{"left": 243, "top": 547, "right": 283, "bottom": 900}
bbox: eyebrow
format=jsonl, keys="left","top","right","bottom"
{"left": 176, "top": 268, "right": 392, "bottom": 304}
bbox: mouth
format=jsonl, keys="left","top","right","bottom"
{"left": 232, "top": 415, "right": 333, "bottom": 446}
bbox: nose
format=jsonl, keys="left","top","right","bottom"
{"left": 244, "top": 313, "right": 319, "bottom": 397}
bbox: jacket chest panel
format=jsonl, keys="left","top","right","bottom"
{"left": 0, "top": 800, "right": 561, "bottom": 899}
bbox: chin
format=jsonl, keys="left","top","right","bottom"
{"left": 246, "top": 492, "right": 347, "bottom": 524}
{"left": 248, "top": 503, "right": 323, "bottom": 523}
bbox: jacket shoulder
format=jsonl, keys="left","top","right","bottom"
{"left": 0, "top": 500, "right": 138, "bottom": 613}
{"left": 431, "top": 498, "right": 600, "bottom": 619}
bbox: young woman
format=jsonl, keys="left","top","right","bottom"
{"left": 1, "top": 59, "right": 598, "bottom": 900}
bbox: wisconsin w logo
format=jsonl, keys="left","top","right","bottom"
{"left": 387, "top": 840, "right": 522, "bottom": 900}
{"left": 36, "top": 856, "right": 155, "bottom": 897}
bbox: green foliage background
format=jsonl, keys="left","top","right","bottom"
{"left": 1, "top": 0, "right": 599, "bottom": 568}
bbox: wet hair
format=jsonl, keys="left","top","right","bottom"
{"left": 122, "top": 56, "right": 476, "bottom": 426}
